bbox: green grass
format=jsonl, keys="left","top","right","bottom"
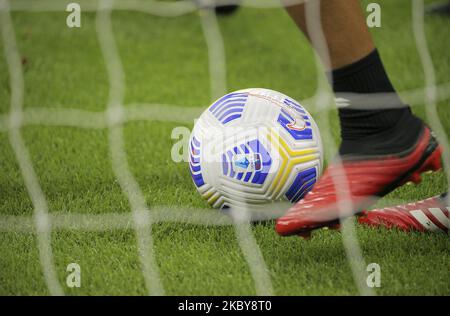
{"left": 0, "top": 0, "right": 449, "bottom": 295}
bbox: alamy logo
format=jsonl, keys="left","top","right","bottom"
{"left": 66, "top": 263, "right": 81, "bottom": 288}
{"left": 366, "top": 263, "right": 381, "bottom": 288}
{"left": 366, "top": 3, "right": 381, "bottom": 28}
{"left": 66, "top": 3, "right": 81, "bottom": 28}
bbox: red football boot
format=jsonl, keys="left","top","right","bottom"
{"left": 358, "top": 193, "right": 449, "bottom": 233}
{"left": 276, "top": 126, "right": 443, "bottom": 237}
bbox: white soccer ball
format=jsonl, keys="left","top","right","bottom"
{"left": 189, "top": 88, "right": 323, "bottom": 213}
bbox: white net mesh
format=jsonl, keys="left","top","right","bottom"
{"left": 0, "top": 0, "right": 448, "bottom": 296}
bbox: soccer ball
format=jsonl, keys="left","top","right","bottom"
{"left": 189, "top": 88, "right": 323, "bottom": 213}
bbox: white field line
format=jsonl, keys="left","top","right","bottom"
{"left": 0, "top": 104, "right": 203, "bottom": 132}
{"left": 8, "top": 0, "right": 308, "bottom": 13}
{"left": 125, "top": 103, "right": 203, "bottom": 123}
{"left": 0, "top": 0, "right": 63, "bottom": 296}
{"left": 412, "top": 0, "right": 450, "bottom": 206}
{"left": 0, "top": 196, "right": 419, "bottom": 233}
{"left": 1, "top": 83, "right": 449, "bottom": 133}
{"left": 199, "top": 6, "right": 274, "bottom": 296}
{"left": 9, "top": 0, "right": 198, "bottom": 16}
{"left": 0, "top": 208, "right": 236, "bottom": 232}
{"left": 96, "top": 0, "right": 164, "bottom": 296}
{"left": 304, "top": 0, "right": 374, "bottom": 296}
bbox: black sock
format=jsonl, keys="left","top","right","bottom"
{"left": 331, "top": 49, "right": 423, "bottom": 156}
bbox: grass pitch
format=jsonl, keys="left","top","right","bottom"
{"left": 0, "top": 0, "right": 449, "bottom": 295}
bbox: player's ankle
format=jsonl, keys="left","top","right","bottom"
{"left": 338, "top": 110, "right": 424, "bottom": 156}
{"left": 329, "top": 48, "right": 423, "bottom": 156}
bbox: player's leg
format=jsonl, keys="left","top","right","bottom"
{"left": 359, "top": 192, "right": 449, "bottom": 233}
{"left": 276, "top": 0, "right": 443, "bottom": 237}
{"left": 284, "top": 0, "right": 374, "bottom": 70}
{"left": 284, "top": 0, "right": 425, "bottom": 156}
